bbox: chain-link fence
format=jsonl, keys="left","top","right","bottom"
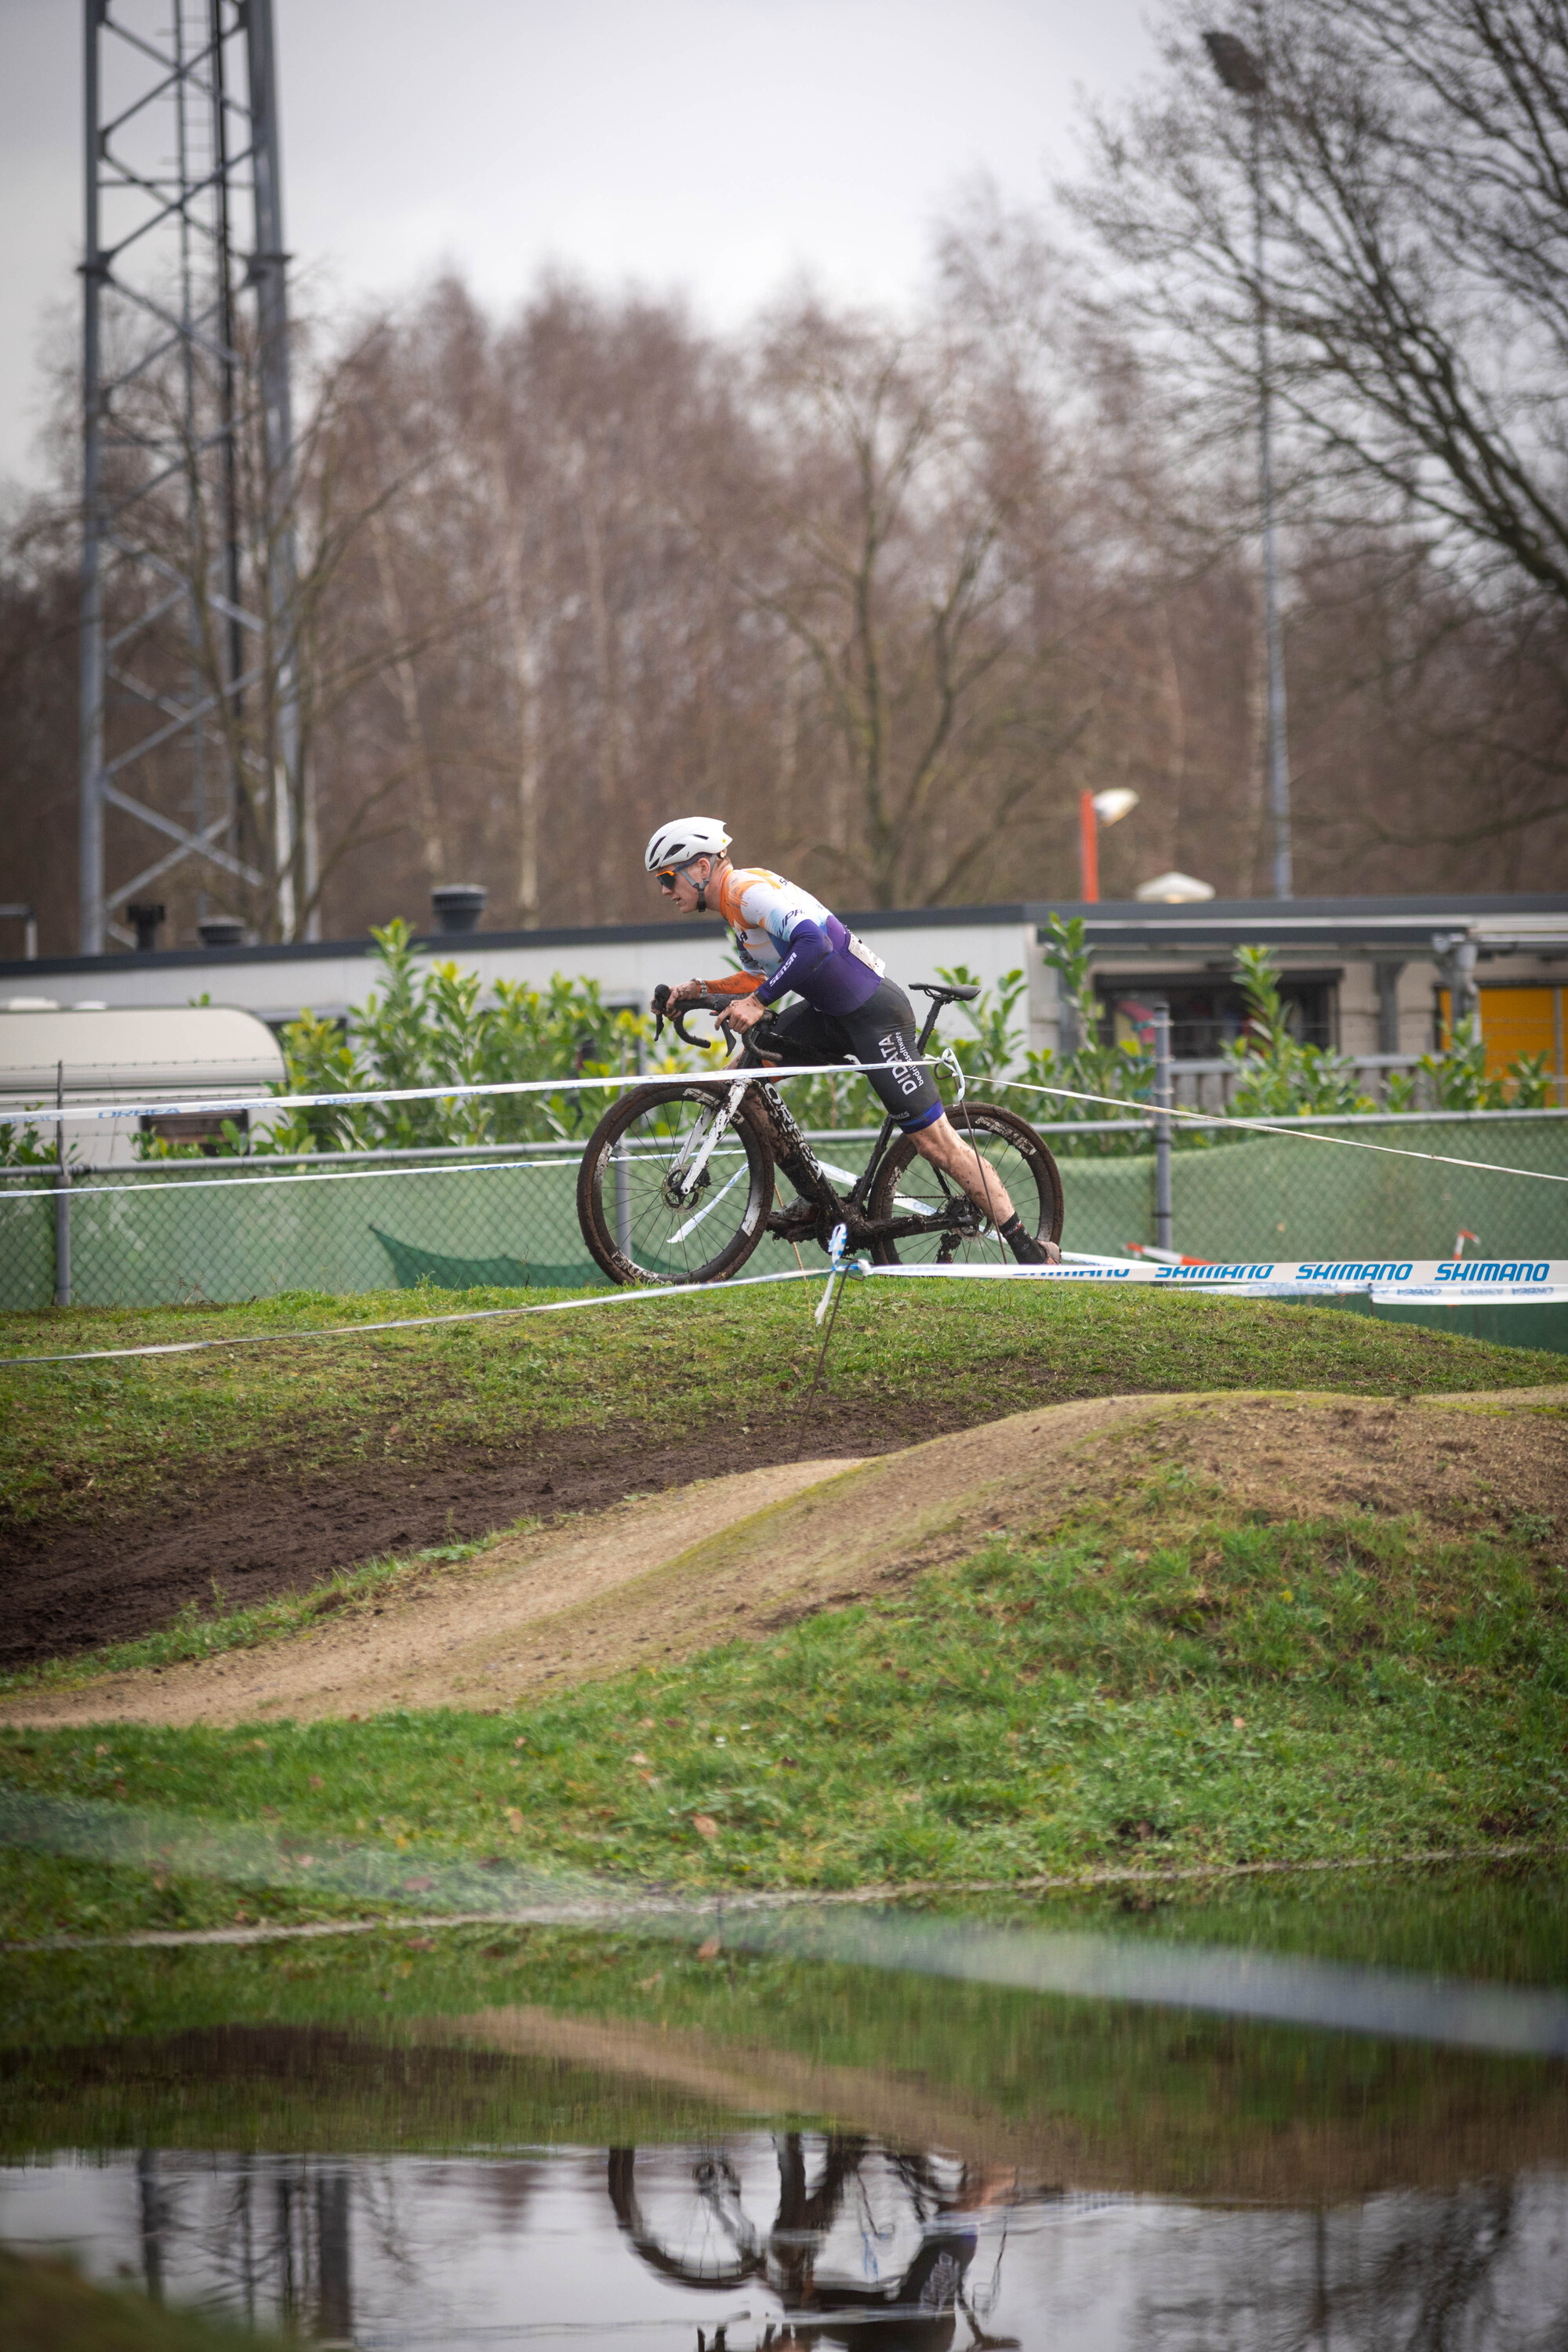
{"left": 1047, "top": 1109, "right": 1568, "bottom": 1265}
{"left": 2, "top": 1107, "right": 1564, "bottom": 1316}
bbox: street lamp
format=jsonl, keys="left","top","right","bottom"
{"left": 1203, "top": 23, "right": 1293, "bottom": 898}
{"left": 1078, "top": 787, "right": 1138, "bottom": 902}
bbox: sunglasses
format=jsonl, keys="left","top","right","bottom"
{"left": 656, "top": 864, "right": 694, "bottom": 893}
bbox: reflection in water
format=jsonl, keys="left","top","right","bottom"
{"left": 7, "top": 1875, "right": 1568, "bottom": 2346}
{"left": 5, "top": 2139, "right": 1568, "bottom": 2350}
{"left": 76, "top": 2152, "right": 360, "bottom": 2345}
{"left": 608, "top": 2136, "right": 1006, "bottom": 2348}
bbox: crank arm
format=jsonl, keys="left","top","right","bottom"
{"left": 868, "top": 1211, "right": 979, "bottom": 1244}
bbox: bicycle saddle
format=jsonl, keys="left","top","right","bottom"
{"left": 912, "top": 979, "right": 982, "bottom": 1004}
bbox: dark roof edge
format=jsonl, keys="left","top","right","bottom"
{"left": 3, "top": 895, "right": 1565, "bottom": 983}
{"left": 1070, "top": 895, "right": 1568, "bottom": 921}
{"left": 1, "top": 902, "right": 1038, "bottom": 982}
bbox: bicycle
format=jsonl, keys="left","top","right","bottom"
{"left": 607, "top": 2135, "right": 992, "bottom": 2317}
{"left": 576, "top": 979, "right": 1064, "bottom": 1288}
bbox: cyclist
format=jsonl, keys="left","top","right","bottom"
{"left": 646, "top": 817, "right": 1059, "bottom": 1263}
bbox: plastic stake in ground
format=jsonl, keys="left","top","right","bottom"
{"left": 793, "top": 1225, "right": 866, "bottom": 1461}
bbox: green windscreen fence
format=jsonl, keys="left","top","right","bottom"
{"left": 2, "top": 1115, "right": 1563, "bottom": 1346}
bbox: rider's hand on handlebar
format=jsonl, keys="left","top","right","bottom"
{"left": 718, "top": 994, "right": 768, "bottom": 1035}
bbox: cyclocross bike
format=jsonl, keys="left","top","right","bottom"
{"left": 576, "top": 978, "right": 1064, "bottom": 1287}
{"left": 607, "top": 2134, "right": 995, "bottom": 2329}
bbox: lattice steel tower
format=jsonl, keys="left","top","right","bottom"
{"left": 79, "top": 0, "right": 314, "bottom": 951}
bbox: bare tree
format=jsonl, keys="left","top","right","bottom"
{"left": 11, "top": 215, "right": 1564, "bottom": 955}
{"left": 692, "top": 298, "right": 1094, "bottom": 907}
{"left": 1069, "top": 0, "right": 1568, "bottom": 860}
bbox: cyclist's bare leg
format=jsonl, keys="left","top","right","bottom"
{"left": 910, "top": 1115, "right": 1015, "bottom": 1222}
{"left": 912, "top": 1116, "right": 1062, "bottom": 1261}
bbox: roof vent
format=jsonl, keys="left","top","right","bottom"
{"left": 430, "top": 884, "right": 487, "bottom": 935}
{"left": 198, "top": 916, "right": 247, "bottom": 949}
{"left": 1134, "top": 872, "right": 1216, "bottom": 904}
{"left": 127, "top": 902, "right": 165, "bottom": 952}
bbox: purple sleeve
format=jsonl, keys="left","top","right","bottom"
{"left": 755, "top": 918, "right": 832, "bottom": 1005}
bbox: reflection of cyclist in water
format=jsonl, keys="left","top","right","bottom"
{"left": 757, "top": 2227, "right": 978, "bottom": 2352}
{"left": 608, "top": 2136, "right": 1018, "bottom": 2352}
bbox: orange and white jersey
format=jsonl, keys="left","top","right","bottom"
{"left": 710, "top": 866, "right": 886, "bottom": 1014}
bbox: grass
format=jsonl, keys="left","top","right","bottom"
{"left": 0, "top": 2252, "right": 296, "bottom": 2352}
{"left": 9, "top": 1862, "right": 1568, "bottom": 2059}
{"left": 0, "top": 1279, "right": 1559, "bottom": 1541}
{"left": 2, "top": 1287, "right": 1562, "bottom": 2044}
{"left": 4, "top": 1875, "right": 1566, "bottom": 2204}
{"left": 3, "top": 1475, "right": 1564, "bottom": 1936}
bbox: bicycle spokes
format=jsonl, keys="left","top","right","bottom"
{"left": 579, "top": 1085, "right": 775, "bottom": 1287}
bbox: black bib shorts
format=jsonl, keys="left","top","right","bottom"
{"left": 767, "top": 977, "right": 945, "bottom": 1134}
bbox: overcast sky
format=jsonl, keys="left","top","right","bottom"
{"left": 0, "top": 0, "right": 1161, "bottom": 487}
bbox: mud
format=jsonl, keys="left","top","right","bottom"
{"left": 10, "top": 1385, "right": 1563, "bottom": 1732}
{"left": 0, "top": 1397, "right": 968, "bottom": 1671}
{"left": 6, "top": 1455, "right": 866, "bottom": 1729}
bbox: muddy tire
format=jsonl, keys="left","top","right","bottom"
{"left": 577, "top": 1082, "right": 775, "bottom": 1287}
{"left": 866, "top": 1100, "right": 1063, "bottom": 1266}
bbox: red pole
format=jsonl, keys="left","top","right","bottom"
{"left": 1078, "top": 789, "right": 1099, "bottom": 902}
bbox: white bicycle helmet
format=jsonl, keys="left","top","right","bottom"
{"left": 644, "top": 816, "right": 731, "bottom": 874}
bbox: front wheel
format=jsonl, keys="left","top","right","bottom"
{"left": 578, "top": 1082, "right": 775, "bottom": 1287}
{"left": 866, "top": 1101, "right": 1063, "bottom": 1266}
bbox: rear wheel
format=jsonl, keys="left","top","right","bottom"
{"left": 866, "top": 1102, "right": 1063, "bottom": 1266}
{"left": 578, "top": 1082, "right": 775, "bottom": 1287}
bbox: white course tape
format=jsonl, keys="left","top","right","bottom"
{"left": 862, "top": 1258, "right": 1568, "bottom": 1301}
{"left": 9, "top": 1037, "right": 1565, "bottom": 1208}
{"left": 0, "top": 1151, "right": 611, "bottom": 1206}
{"left": 19, "top": 1051, "right": 1567, "bottom": 1188}
{"left": 5, "top": 1254, "right": 1563, "bottom": 1371}
{"left": 14, "top": 1056, "right": 918, "bottom": 1127}
{"left": 998, "top": 1076, "right": 1568, "bottom": 1186}
{"left": 0, "top": 1263, "right": 825, "bottom": 1368}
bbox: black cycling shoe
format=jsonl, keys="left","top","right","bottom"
{"left": 764, "top": 1201, "right": 818, "bottom": 1244}
{"left": 1004, "top": 1226, "right": 1061, "bottom": 1265}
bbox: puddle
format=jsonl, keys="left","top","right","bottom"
{"left": 8, "top": 2138, "right": 1568, "bottom": 2350}
{"left": 3, "top": 1866, "right": 1567, "bottom": 2346}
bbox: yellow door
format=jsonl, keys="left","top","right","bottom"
{"left": 1440, "top": 985, "right": 1565, "bottom": 1093}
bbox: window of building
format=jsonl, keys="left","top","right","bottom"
{"left": 1094, "top": 973, "right": 1338, "bottom": 1059}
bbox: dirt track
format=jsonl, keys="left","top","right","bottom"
{"left": 9, "top": 1385, "right": 1563, "bottom": 1732}
{"left": 0, "top": 1399, "right": 984, "bottom": 1673}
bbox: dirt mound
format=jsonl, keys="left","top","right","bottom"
{"left": 1082, "top": 1387, "right": 1568, "bottom": 1533}
{"left": 0, "top": 1396, "right": 975, "bottom": 1673}
{"left": 9, "top": 1385, "right": 1561, "bottom": 1733}
{"left": 2, "top": 1456, "right": 863, "bottom": 1729}
{"left": 425, "top": 2001, "right": 1568, "bottom": 2202}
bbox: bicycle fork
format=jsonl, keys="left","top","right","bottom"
{"left": 665, "top": 1076, "right": 750, "bottom": 1207}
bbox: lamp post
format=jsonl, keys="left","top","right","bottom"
{"left": 1203, "top": 23, "right": 1292, "bottom": 899}
{"left": 1078, "top": 787, "right": 1139, "bottom": 902}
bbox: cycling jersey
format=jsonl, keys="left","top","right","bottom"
{"left": 707, "top": 866, "right": 886, "bottom": 1019}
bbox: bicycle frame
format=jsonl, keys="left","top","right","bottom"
{"left": 679, "top": 989, "right": 975, "bottom": 1250}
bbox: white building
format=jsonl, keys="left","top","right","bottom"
{"left": 4, "top": 892, "right": 1566, "bottom": 1103}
